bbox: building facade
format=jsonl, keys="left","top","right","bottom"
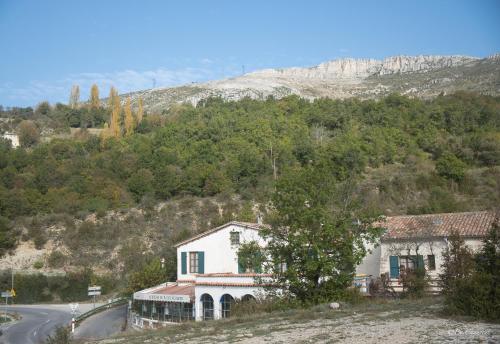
{"left": 356, "top": 211, "right": 495, "bottom": 292}
{"left": 132, "top": 221, "right": 269, "bottom": 327}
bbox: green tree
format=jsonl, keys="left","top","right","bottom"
{"left": 262, "top": 166, "right": 382, "bottom": 303}
{"left": 127, "top": 258, "right": 166, "bottom": 293}
{"left": 18, "top": 120, "right": 40, "bottom": 147}
{"left": 436, "top": 152, "right": 467, "bottom": 182}
{"left": 127, "top": 168, "right": 154, "bottom": 202}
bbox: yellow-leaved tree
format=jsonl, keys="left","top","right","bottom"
{"left": 124, "top": 97, "right": 134, "bottom": 136}
{"left": 90, "top": 84, "right": 100, "bottom": 109}
{"left": 108, "top": 87, "right": 121, "bottom": 138}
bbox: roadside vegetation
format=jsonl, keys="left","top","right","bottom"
{"left": 0, "top": 90, "right": 499, "bottom": 309}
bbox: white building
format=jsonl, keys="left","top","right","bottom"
{"left": 357, "top": 211, "right": 496, "bottom": 292}
{"left": 132, "top": 221, "right": 270, "bottom": 327}
{"left": 1, "top": 132, "right": 19, "bottom": 148}
{"left": 133, "top": 211, "right": 496, "bottom": 327}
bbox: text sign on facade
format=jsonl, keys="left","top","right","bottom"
{"left": 133, "top": 292, "right": 191, "bottom": 303}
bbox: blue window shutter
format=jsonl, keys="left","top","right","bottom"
{"left": 238, "top": 254, "right": 244, "bottom": 273}
{"left": 417, "top": 255, "right": 424, "bottom": 270}
{"left": 181, "top": 252, "right": 187, "bottom": 274}
{"left": 389, "top": 256, "right": 399, "bottom": 278}
{"left": 198, "top": 252, "right": 204, "bottom": 274}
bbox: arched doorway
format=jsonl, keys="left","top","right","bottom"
{"left": 200, "top": 294, "right": 214, "bottom": 320}
{"left": 220, "top": 294, "right": 234, "bottom": 318}
{"left": 241, "top": 294, "right": 255, "bottom": 302}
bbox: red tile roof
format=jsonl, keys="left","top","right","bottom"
{"left": 174, "top": 221, "right": 264, "bottom": 247}
{"left": 380, "top": 211, "right": 497, "bottom": 240}
{"left": 195, "top": 273, "right": 273, "bottom": 278}
{"left": 154, "top": 284, "right": 195, "bottom": 298}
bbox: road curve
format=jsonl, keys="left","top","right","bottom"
{"left": 0, "top": 306, "right": 71, "bottom": 344}
{"left": 0, "top": 303, "right": 105, "bottom": 344}
{"left": 73, "top": 304, "right": 127, "bottom": 340}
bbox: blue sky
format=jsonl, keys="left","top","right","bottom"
{"left": 0, "top": 0, "right": 499, "bottom": 107}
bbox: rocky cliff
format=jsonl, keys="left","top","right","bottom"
{"left": 122, "top": 54, "right": 499, "bottom": 113}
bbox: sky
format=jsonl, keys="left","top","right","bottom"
{"left": 0, "top": 0, "right": 499, "bottom": 107}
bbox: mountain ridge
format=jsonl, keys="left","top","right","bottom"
{"left": 122, "top": 54, "right": 499, "bottom": 112}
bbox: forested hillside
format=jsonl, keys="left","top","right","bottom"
{"left": 0, "top": 92, "right": 499, "bottom": 275}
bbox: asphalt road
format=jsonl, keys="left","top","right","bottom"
{"left": 73, "top": 304, "right": 127, "bottom": 340}
{"left": 0, "top": 303, "right": 104, "bottom": 344}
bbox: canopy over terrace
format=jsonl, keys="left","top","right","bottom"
{"left": 133, "top": 283, "right": 195, "bottom": 325}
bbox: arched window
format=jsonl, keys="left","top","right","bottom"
{"left": 241, "top": 294, "right": 255, "bottom": 302}
{"left": 200, "top": 294, "right": 214, "bottom": 320}
{"left": 220, "top": 294, "right": 234, "bottom": 318}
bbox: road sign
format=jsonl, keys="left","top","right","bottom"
{"left": 69, "top": 303, "right": 79, "bottom": 315}
{"left": 88, "top": 291, "right": 101, "bottom": 296}
{"left": 1, "top": 291, "right": 12, "bottom": 298}
{"left": 10, "top": 289, "right": 15, "bottom": 297}
{"left": 88, "top": 286, "right": 101, "bottom": 292}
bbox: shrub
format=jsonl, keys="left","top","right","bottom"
{"left": 33, "top": 260, "right": 44, "bottom": 269}
{"left": 47, "top": 251, "right": 66, "bottom": 268}
{"left": 400, "top": 266, "right": 429, "bottom": 298}
{"left": 440, "top": 223, "right": 500, "bottom": 320}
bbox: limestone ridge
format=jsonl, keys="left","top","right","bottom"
{"left": 121, "top": 54, "right": 499, "bottom": 112}
{"left": 251, "top": 55, "right": 479, "bottom": 79}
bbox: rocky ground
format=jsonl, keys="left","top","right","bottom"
{"left": 84, "top": 298, "right": 499, "bottom": 344}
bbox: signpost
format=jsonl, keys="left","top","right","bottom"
{"left": 88, "top": 286, "right": 101, "bottom": 309}
{"left": 2, "top": 291, "right": 12, "bottom": 322}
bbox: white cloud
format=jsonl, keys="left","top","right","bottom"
{"left": 1, "top": 66, "right": 219, "bottom": 106}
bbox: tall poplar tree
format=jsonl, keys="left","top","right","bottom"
{"left": 124, "top": 97, "right": 134, "bottom": 136}
{"left": 90, "top": 84, "right": 100, "bottom": 109}
{"left": 108, "top": 87, "right": 121, "bottom": 138}
{"left": 69, "top": 85, "right": 80, "bottom": 109}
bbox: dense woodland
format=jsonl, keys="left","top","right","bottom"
{"left": 0, "top": 92, "right": 500, "bottom": 259}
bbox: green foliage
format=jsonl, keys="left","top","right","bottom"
{"left": 400, "top": 266, "right": 429, "bottom": 298}
{"left": 262, "top": 165, "right": 382, "bottom": 303}
{"left": 127, "top": 258, "right": 166, "bottom": 294}
{"left": 0, "top": 93, "right": 499, "bottom": 259}
{"left": 47, "top": 250, "right": 67, "bottom": 268}
{"left": 0, "top": 268, "right": 97, "bottom": 303}
{"left": 440, "top": 222, "right": 500, "bottom": 320}
{"left": 436, "top": 152, "right": 467, "bottom": 182}
{"left": 18, "top": 120, "right": 40, "bottom": 147}
{"left": 237, "top": 241, "right": 264, "bottom": 273}
{"left": 45, "top": 326, "right": 72, "bottom": 344}
{"left": 33, "top": 260, "right": 44, "bottom": 269}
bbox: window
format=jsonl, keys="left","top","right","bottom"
{"left": 190, "top": 252, "right": 199, "bottom": 273}
{"left": 427, "top": 255, "right": 436, "bottom": 270}
{"left": 399, "top": 256, "right": 415, "bottom": 271}
{"left": 230, "top": 231, "right": 240, "bottom": 245}
{"left": 399, "top": 255, "right": 424, "bottom": 271}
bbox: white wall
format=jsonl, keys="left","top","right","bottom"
{"left": 194, "top": 283, "right": 264, "bottom": 321}
{"left": 176, "top": 224, "right": 267, "bottom": 280}
{"left": 380, "top": 237, "right": 484, "bottom": 278}
{"left": 356, "top": 243, "right": 381, "bottom": 277}
{"left": 1, "top": 133, "right": 19, "bottom": 148}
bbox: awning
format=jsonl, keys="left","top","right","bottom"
{"left": 133, "top": 283, "right": 194, "bottom": 303}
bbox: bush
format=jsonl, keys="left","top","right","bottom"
{"left": 47, "top": 251, "right": 66, "bottom": 268}
{"left": 400, "top": 267, "right": 429, "bottom": 298}
{"left": 440, "top": 223, "right": 500, "bottom": 320}
{"left": 33, "top": 260, "right": 44, "bottom": 269}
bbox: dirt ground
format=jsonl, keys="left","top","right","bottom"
{"left": 87, "top": 298, "right": 499, "bottom": 344}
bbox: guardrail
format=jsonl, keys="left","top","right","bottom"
{"left": 74, "top": 298, "right": 128, "bottom": 326}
